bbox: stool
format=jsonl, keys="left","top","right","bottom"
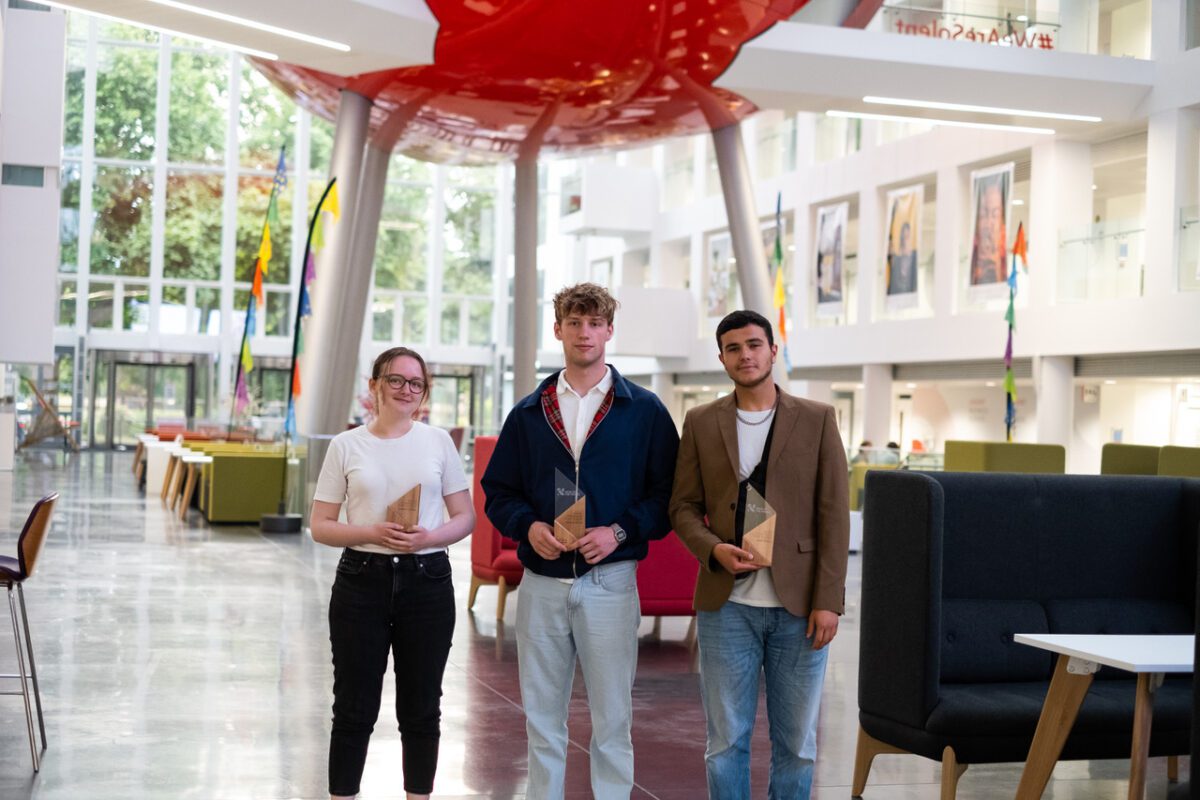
{"left": 167, "top": 449, "right": 193, "bottom": 511}
{"left": 160, "top": 447, "right": 188, "bottom": 503}
{"left": 178, "top": 455, "right": 212, "bottom": 521}
{"left": 1, "top": 492, "right": 58, "bottom": 773}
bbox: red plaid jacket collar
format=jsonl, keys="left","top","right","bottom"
{"left": 540, "top": 377, "right": 616, "bottom": 456}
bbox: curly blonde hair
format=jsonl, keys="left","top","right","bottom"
{"left": 552, "top": 283, "right": 619, "bottom": 324}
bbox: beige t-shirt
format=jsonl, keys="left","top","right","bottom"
{"left": 313, "top": 423, "right": 469, "bottom": 555}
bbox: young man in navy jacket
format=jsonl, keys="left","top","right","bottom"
{"left": 482, "top": 283, "right": 679, "bottom": 800}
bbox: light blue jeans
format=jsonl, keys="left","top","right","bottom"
{"left": 697, "top": 602, "right": 829, "bottom": 800}
{"left": 516, "top": 562, "right": 641, "bottom": 800}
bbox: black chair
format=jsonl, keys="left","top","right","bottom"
{"left": 1, "top": 492, "right": 58, "bottom": 772}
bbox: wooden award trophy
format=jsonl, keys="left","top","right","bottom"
{"left": 741, "top": 485, "right": 775, "bottom": 567}
{"left": 554, "top": 469, "right": 585, "bottom": 547}
{"left": 387, "top": 485, "right": 421, "bottom": 529}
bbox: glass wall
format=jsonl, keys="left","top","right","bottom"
{"left": 57, "top": 13, "right": 501, "bottom": 443}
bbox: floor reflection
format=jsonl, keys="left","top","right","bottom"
{"left": 0, "top": 451, "right": 1187, "bottom": 798}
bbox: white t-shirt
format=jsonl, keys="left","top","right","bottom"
{"left": 313, "top": 423, "right": 470, "bottom": 555}
{"left": 729, "top": 406, "right": 784, "bottom": 608}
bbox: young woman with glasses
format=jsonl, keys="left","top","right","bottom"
{"left": 310, "top": 346, "right": 475, "bottom": 800}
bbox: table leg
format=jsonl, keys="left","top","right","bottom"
{"left": 1015, "top": 654, "right": 1096, "bottom": 800}
{"left": 179, "top": 464, "right": 198, "bottom": 521}
{"left": 1127, "top": 671, "right": 1160, "bottom": 800}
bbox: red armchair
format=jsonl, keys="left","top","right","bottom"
{"left": 469, "top": 435, "right": 700, "bottom": 629}
{"left": 637, "top": 532, "right": 699, "bottom": 640}
{"left": 468, "top": 436, "right": 523, "bottom": 619}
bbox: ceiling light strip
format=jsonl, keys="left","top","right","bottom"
{"left": 145, "top": 0, "right": 351, "bottom": 52}
{"left": 826, "top": 110, "right": 1055, "bottom": 136}
{"left": 864, "top": 96, "right": 1100, "bottom": 123}
{"left": 40, "top": 0, "right": 279, "bottom": 59}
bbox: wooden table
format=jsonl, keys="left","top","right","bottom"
{"left": 1013, "top": 633, "right": 1193, "bottom": 800}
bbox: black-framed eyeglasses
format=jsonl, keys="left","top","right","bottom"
{"left": 381, "top": 374, "right": 426, "bottom": 393}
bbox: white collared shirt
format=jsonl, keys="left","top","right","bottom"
{"left": 556, "top": 366, "right": 613, "bottom": 461}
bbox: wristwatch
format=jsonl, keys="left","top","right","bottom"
{"left": 611, "top": 523, "right": 628, "bottom": 545}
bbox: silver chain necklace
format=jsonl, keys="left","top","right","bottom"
{"left": 735, "top": 399, "right": 778, "bottom": 426}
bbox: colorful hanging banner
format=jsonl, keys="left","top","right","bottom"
{"left": 232, "top": 145, "right": 287, "bottom": 419}
{"left": 1003, "top": 221, "right": 1026, "bottom": 442}
{"left": 285, "top": 177, "right": 339, "bottom": 437}
{"left": 771, "top": 192, "right": 792, "bottom": 371}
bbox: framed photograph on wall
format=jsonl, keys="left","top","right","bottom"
{"left": 705, "top": 232, "right": 737, "bottom": 320}
{"left": 815, "top": 201, "right": 848, "bottom": 317}
{"left": 884, "top": 184, "right": 923, "bottom": 312}
{"left": 968, "top": 162, "right": 1014, "bottom": 302}
{"left": 704, "top": 219, "right": 789, "bottom": 328}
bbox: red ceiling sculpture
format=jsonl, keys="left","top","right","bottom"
{"left": 254, "top": 0, "right": 811, "bottom": 163}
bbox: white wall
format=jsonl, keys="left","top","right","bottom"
{"left": 909, "top": 384, "right": 1038, "bottom": 450}
{"left": 1098, "top": 382, "right": 1173, "bottom": 445}
{"left": 0, "top": 6, "right": 66, "bottom": 366}
{"left": 1072, "top": 385, "right": 1103, "bottom": 473}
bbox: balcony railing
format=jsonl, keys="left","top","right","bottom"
{"left": 1058, "top": 219, "right": 1145, "bottom": 303}
{"left": 880, "top": 3, "right": 1062, "bottom": 51}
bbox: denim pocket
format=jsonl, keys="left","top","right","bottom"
{"left": 335, "top": 553, "right": 368, "bottom": 576}
{"left": 595, "top": 561, "right": 637, "bottom": 594}
{"left": 420, "top": 554, "right": 452, "bottom": 581}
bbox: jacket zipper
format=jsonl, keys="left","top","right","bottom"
{"left": 541, "top": 387, "right": 614, "bottom": 579}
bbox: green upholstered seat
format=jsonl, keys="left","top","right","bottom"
{"left": 943, "top": 440, "right": 1065, "bottom": 474}
{"left": 1100, "top": 443, "right": 1160, "bottom": 475}
{"left": 1159, "top": 446, "right": 1200, "bottom": 478}
{"left": 849, "top": 463, "right": 897, "bottom": 511}
{"left": 204, "top": 453, "right": 287, "bottom": 523}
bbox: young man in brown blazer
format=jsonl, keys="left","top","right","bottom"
{"left": 669, "top": 309, "right": 849, "bottom": 800}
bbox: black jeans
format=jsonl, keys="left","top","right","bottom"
{"left": 327, "top": 548, "right": 456, "bottom": 796}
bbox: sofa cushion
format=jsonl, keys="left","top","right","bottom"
{"left": 941, "top": 600, "right": 1053, "bottom": 683}
{"left": 1044, "top": 598, "right": 1193, "bottom": 680}
{"left": 927, "top": 676, "right": 1192, "bottom": 736}
{"left": 1045, "top": 598, "right": 1193, "bottom": 636}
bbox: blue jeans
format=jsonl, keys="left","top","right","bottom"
{"left": 516, "top": 563, "right": 641, "bottom": 800}
{"left": 697, "top": 602, "right": 829, "bottom": 800}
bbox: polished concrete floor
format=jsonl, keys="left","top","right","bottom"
{"left": 0, "top": 450, "right": 1186, "bottom": 798}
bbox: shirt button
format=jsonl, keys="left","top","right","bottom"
{"left": 393, "top": 556, "right": 399, "bottom": 563}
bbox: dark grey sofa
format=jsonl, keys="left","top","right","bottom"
{"left": 853, "top": 471, "right": 1200, "bottom": 799}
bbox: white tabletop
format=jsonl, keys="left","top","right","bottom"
{"left": 1014, "top": 634, "right": 1194, "bottom": 673}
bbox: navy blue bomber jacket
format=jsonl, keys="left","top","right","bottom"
{"left": 481, "top": 365, "right": 680, "bottom": 579}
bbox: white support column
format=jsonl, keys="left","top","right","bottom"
{"left": 795, "top": 112, "right": 816, "bottom": 170}
{"left": 1151, "top": 0, "right": 1187, "bottom": 59}
{"left": 297, "top": 90, "right": 372, "bottom": 438}
{"left": 790, "top": 380, "right": 833, "bottom": 405}
{"left": 492, "top": 163, "right": 513, "bottom": 426}
{"left": 427, "top": 164, "right": 446, "bottom": 350}
{"left": 512, "top": 155, "right": 539, "bottom": 400}
{"left": 857, "top": 187, "right": 881, "bottom": 325}
{"left": 1035, "top": 355, "right": 1074, "bottom": 451}
{"left": 1029, "top": 140, "right": 1092, "bottom": 307}
{"left": 74, "top": 18, "right": 98, "bottom": 337}
{"left": 711, "top": 122, "right": 787, "bottom": 386}
{"left": 148, "top": 35, "right": 170, "bottom": 349}
{"left": 862, "top": 363, "right": 893, "bottom": 447}
{"left": 1144, "top": 108, "right": 1200, "bottom": 297}
{"left": 342, "top": 142, "right": 391, "bottom": 359}
{"left": 1053, "top": 0, "right": 1094, "bottom": 54}
{"left": 651, "top": 370, "right": 673, "bottom": 404}
{"left": 933, "top": 163, "right": 959, "bottom": 316}
{"left": 216, "top": 53, "right": 241, "bottom": 412}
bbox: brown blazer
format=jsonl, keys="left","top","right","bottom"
{"left": 669, "top": 389, "right": 849, "bottom": 618}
